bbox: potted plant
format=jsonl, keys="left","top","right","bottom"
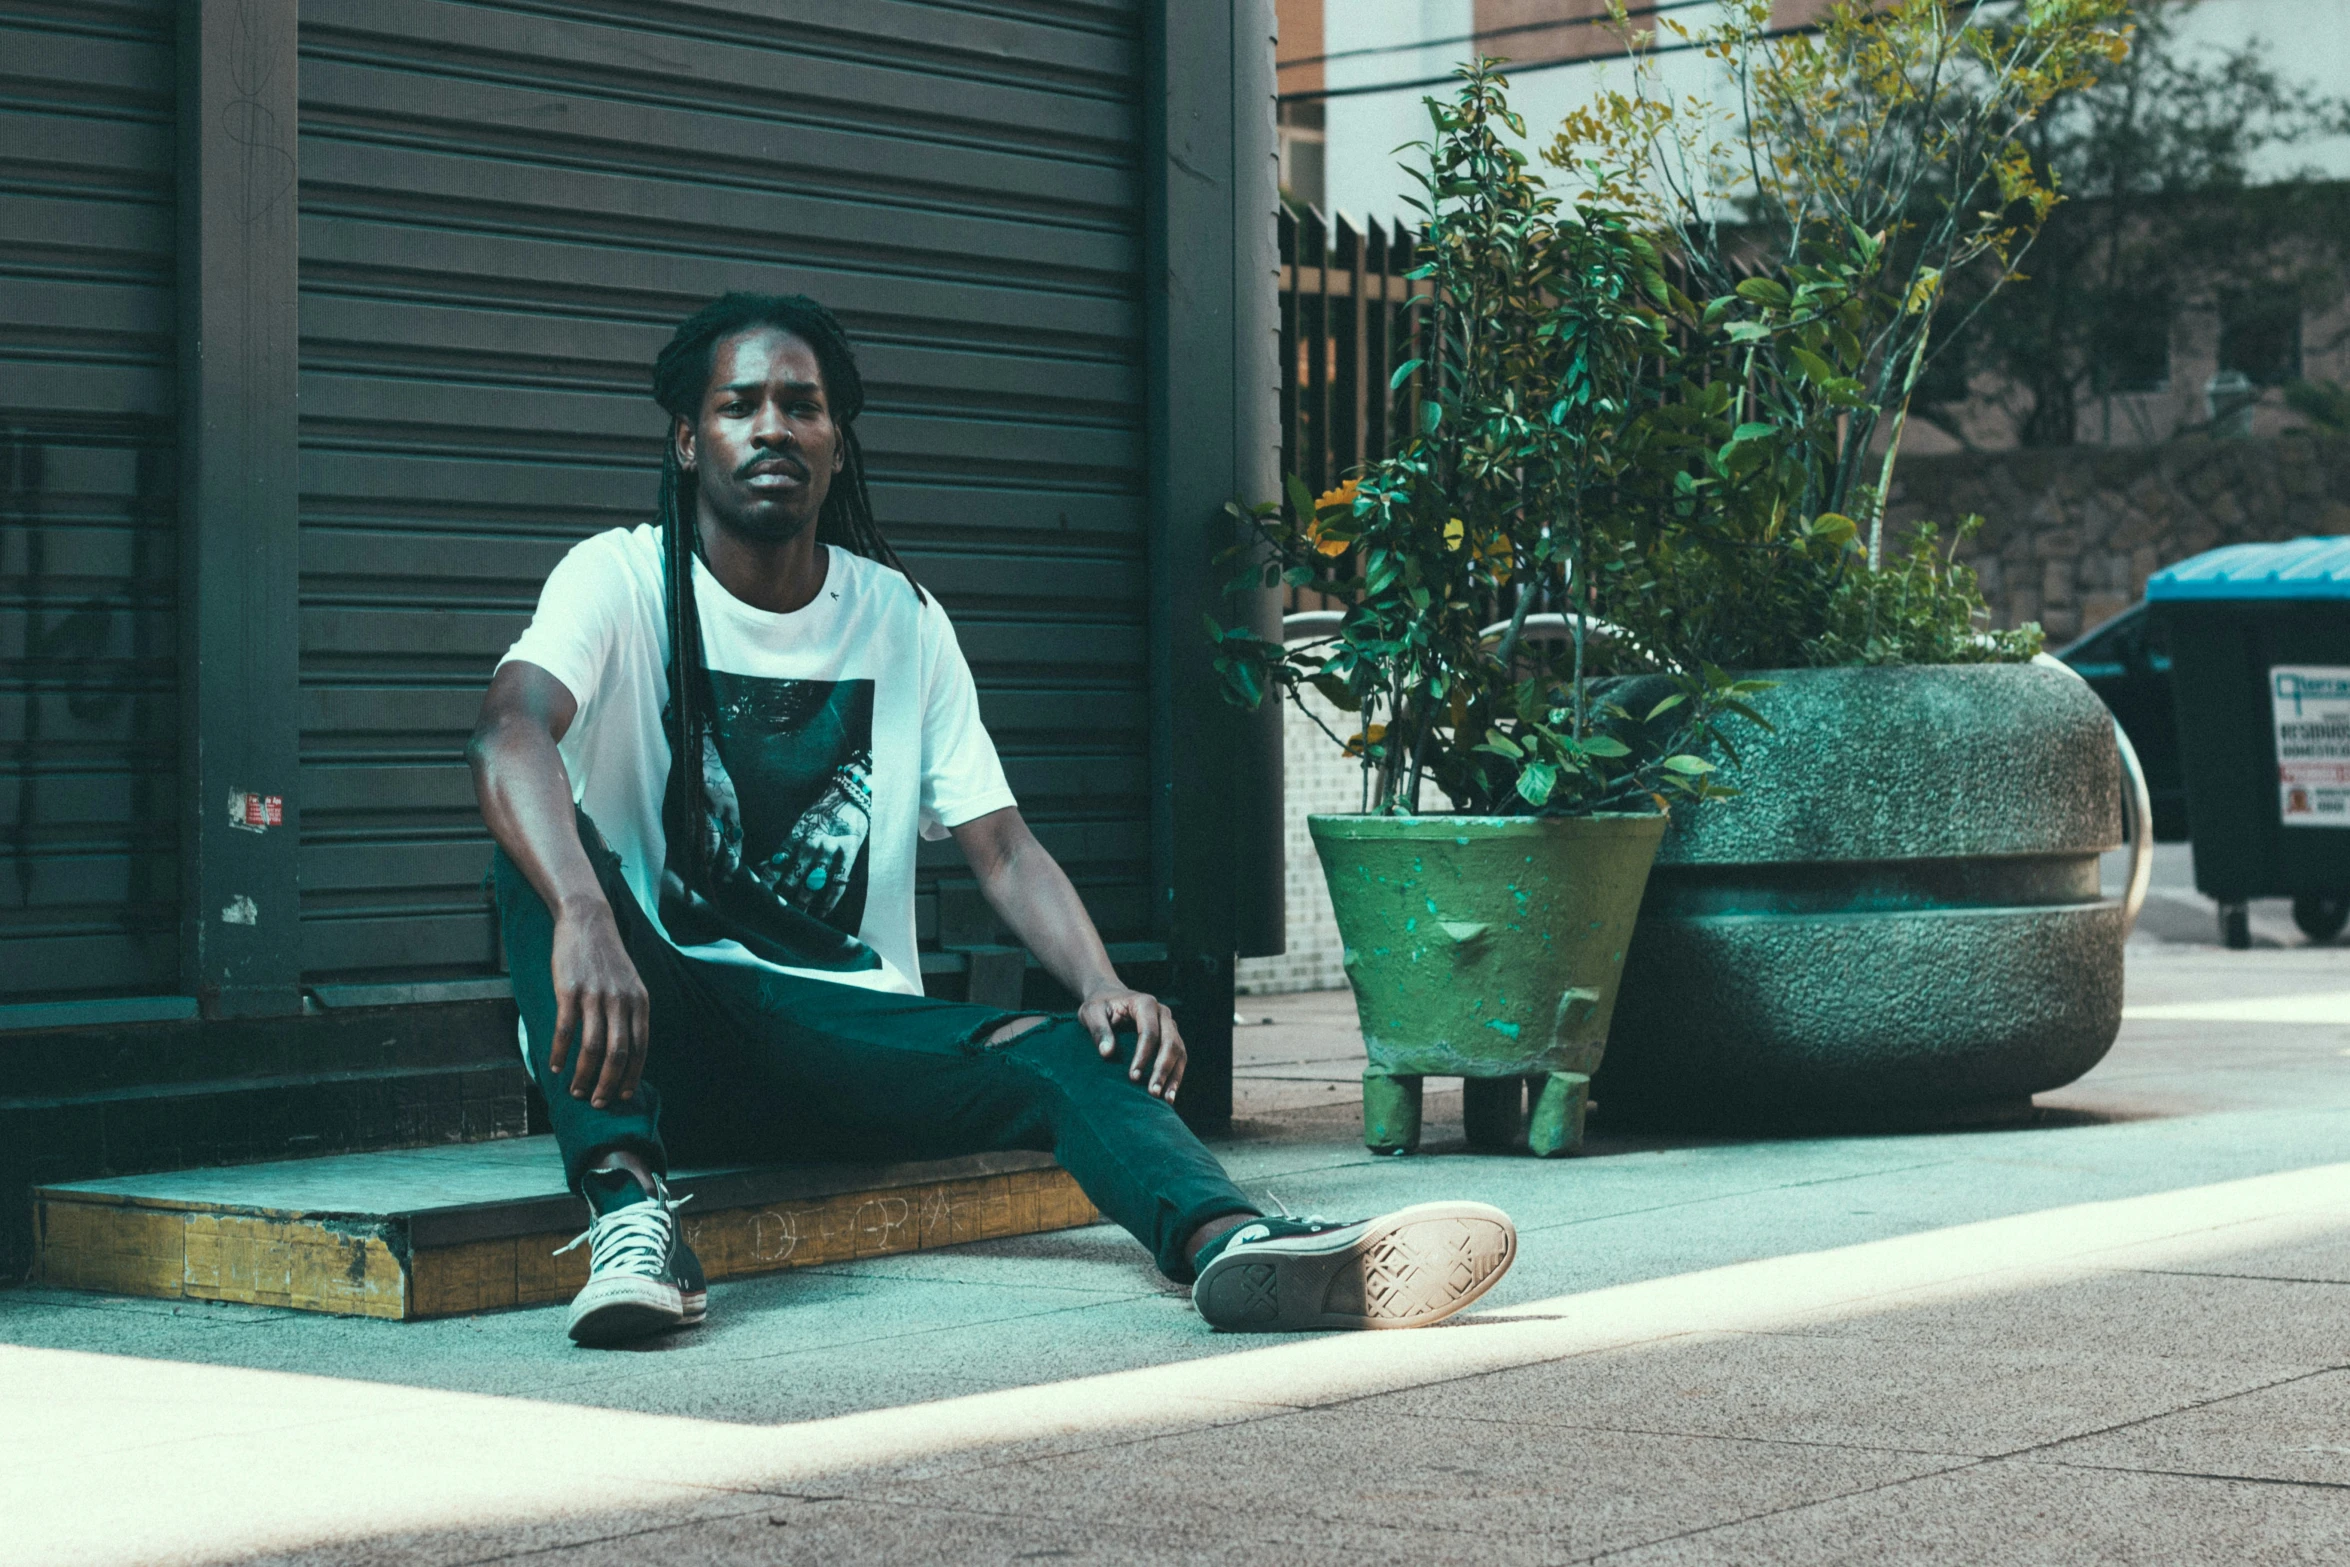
{"left": 1208, "top": 64, "right": 1763, "bottom": 1156}
{"left": 1549, "top": 0, "right": 2141, "bottom": 1123}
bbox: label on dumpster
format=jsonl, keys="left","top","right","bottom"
{"left": 2270, "top": 666, "right": 2350, "bottom": 827}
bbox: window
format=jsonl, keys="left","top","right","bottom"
{"left": 2219, "top": 288, "right": 2303, "bottom": 387}
{"left": 2091, "top": 295, "right": 2172, "bottom": 394}
{"left": 1278, "top": 100, "right": 1326, "bottom": 211}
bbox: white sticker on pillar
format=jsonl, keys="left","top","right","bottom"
{"left": 222, "top": 895, "right": 259, "bottom": 926}
{"left": 2270, "top": 666, "right": 2350, "bottom": 827}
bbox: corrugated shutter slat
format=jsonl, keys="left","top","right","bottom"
{"left": 0, "top": 0, "right": 180, "bottom": 1002}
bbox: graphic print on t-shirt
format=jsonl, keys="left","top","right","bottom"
{"left": 656, "top": 674, "right": 884, "bottom": 973}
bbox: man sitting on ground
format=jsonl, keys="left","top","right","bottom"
{"left": 468, "top": 291, "right": 1516, "bottom": 1346}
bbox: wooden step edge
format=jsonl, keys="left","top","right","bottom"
{"left": 34, "top": 1161, "right": 1099, "bottom": 1321}
{"left": 33, "top": 1199, "right": 409, "bottom": 1318}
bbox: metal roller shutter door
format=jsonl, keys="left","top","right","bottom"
{"left": 295, "top": 0, "right": 1151, "bottom": 984}
{"left": 0, "top": 0, "right": 179, "bottom": 1001}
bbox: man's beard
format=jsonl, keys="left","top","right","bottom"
{"left": 704, "top": 484, "right": 820, "bottom": 546}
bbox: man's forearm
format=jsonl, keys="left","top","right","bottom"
{"left": 971, "top": 829, "right": 1120, "bottom": 1000}
{"left": 953, "top": 806, "right": 1184, "bottom": 1093}
{"left": 468, "top": 667, "right": 651, "bottom": 1107}
{"left": 469, "top": 716, "right": 610, "bottom": 926}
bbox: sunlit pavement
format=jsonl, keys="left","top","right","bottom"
{"left": 4, "top": 843, "right": 2348, "bottom": 1565}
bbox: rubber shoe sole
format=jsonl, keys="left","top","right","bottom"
{"left": 1193, "top": 1201, "right": 1517, "bottom": 1332}
{"left": 566, "top": 1275, "right": 685, "bottom": 1347}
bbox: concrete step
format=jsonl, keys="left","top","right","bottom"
{"left": 32, "top": 1137, "right": 1095, "bottom": 1320}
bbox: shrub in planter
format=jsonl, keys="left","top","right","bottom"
{"left": 1209, "top": 64, "right": 1763, "bottom": 1155}
{"left": 1548, "top": 0, "right": 2139, "bottom": 1121}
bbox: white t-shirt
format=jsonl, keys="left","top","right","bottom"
{"left": 497, "top": 524, "right": 1016, "bottom": 996}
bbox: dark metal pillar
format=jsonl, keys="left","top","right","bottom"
{"left": 177, "top": 0, "right": 303, "bottom": 1017}
{"left": 1229, "top": 0, "right": 1285, "bottom": 966}
{"left": 1145, "top": 0, "right": 1282, "bottom": 1132}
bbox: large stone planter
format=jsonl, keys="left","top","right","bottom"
{"left": 1311, "top": 812, "right": 1667, "bottom": 1155}
{"left": 1598, "top": 664, "right": 2126, "bottom": 1121}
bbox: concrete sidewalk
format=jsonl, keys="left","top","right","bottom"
{"left": 3, "top": 846, "right": 2348, "bottom": 1565}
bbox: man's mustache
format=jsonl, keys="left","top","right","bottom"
{"left": 737, "top": 450, "right": 809, "bottom": 482}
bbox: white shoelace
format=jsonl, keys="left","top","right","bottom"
{"left": 1221, "top": 1211, "right": 1344, "bottom": 1256}
{"left": 554, "top": 1184, "right": 691, "bottom": 1278}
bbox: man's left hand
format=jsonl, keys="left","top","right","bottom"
{"left": 1079, "top": 986, "right": 1186, "bottom": 1101}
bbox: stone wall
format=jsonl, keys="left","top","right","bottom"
{"left": 1234, "top": 684, "right": 1358, "bottom": 996}
{"left": 1885, "top": 433, "right": 2350, "bottom": 643}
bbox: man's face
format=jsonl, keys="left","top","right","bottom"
{"left": 675, "top": 326, "right": 844, "bottom": 545}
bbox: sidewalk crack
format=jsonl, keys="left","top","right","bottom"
{"left": 2132, "top": 1267, "right": 2350, "bottom": 1287}
{"left": 1573, "top": 1458, "right": 1990, "bottom": 1563}
{"left": 2042, "top": 1459, "right": 2350, "bottom": 1494}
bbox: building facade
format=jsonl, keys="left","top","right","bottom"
{"left": 0, "top": 0, "right": 1283, "bottom": 1274}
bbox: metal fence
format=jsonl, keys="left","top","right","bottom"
{"left": 1278, "top": 207, "right": 1425, "bottom": 512}
{"left": 1276, "top": 207, "right": 1600, "bottom": 638}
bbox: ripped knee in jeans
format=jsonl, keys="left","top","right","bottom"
{"left": 982, "top": 1014, "right": 1052, "bottom": 1048}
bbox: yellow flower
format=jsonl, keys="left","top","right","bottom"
{"left": 1342, "top": 723, "right": 1388, "bottom": 756}
{"left": 1443, "top": 518, "right": 1465, "bottom": 551}
{"left": 1314, "top": 479, "right": 1360, "bottom": 512}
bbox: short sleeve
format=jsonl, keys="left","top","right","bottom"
{"left": 496, "top": 531, "right": 634, "bottom": 711}
{"left": 917, "top": 596, "right": 1017, "bottom": 840}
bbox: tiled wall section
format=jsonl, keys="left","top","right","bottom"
{"left": 1236, "top": 684, "right": 1451, "bottom": 996}
{"left": 1889, "top": 432, "right": 2350, "bottom": 643}
{"left": 1237, "top": 684, "right": 1359, "bottom": 995}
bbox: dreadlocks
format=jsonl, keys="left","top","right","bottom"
{"left": 649, "top": 291, "right": 919, "bottom": 891}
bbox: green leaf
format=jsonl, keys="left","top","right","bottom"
{"left": 1788, "top": 346, "right": 1837, "bottom": 384}
{"left": 1200, "top": 612, "right": 1226, "bottom": 643}
{"left": 1660, "top": 754, "right": 1717, "bottom": 776}
{"left": 1388, "top": 357, "right": 1426, "bottom": 390}
{"left": 1516, "top": 761, "right": 1558, "bottom": 807}
{"left": 1729, "top": 422, "right": 1778, "bottom": 444}
{"left": 1310, "top": 673, "right": 1361, "bottom": 712}
{"left": 1644, "top": 693, "right": 1687, "bottom": 722}
{"left": 1580, "top": 735, "right": 1632, "bottom": 758}
{"left": 1227, "top": 661, "right": 1263, "bottom": 708}
{"left": 1481, "top": 729, "right": 1526, "bottom": 760}
{"left": 1808, "top": 512, "right": 1858, "bottom": 546}
{"left": 1283, "top": 472, "right": 1314, "bottom": 523}
{"left": 1735, "top": 277, "right": 1790, "bottom": 308}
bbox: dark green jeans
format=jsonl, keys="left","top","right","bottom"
{"left": 490, "top": 815, "right": 1257, "bottom": 1280}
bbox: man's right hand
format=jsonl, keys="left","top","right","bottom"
{"left": 549, "top": 900, "right": 650, "bottom": 1109}
{"left": 470, "top": 661, "right": 650, "bottom": 1113}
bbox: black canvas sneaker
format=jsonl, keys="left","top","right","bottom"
{"left": 1192, "top": 1201, "right": 1517, "bottom": 1331}
{"left": 556, "top": 1170, "right": 708, "bottom": 1347}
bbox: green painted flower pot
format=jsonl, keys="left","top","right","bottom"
{"left": 1309, "top": 812, "right": 1668, "bottom": 1156}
